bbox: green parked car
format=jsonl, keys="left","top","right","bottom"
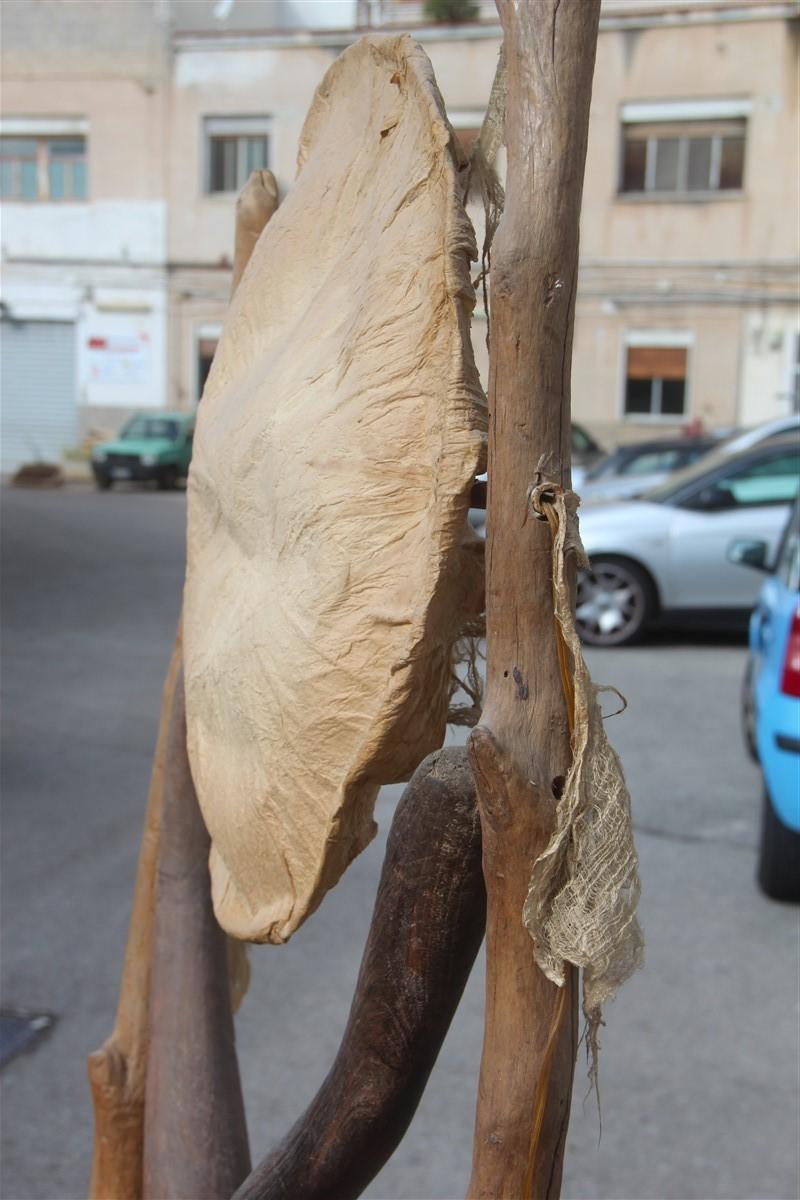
{"left": 91, "top": 412, "right": 195, "bottom": 491}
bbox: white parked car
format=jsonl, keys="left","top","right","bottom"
{"left": 576, "top": 434, "right": 800, "bottom": 646}
{"left": 580, "top": 435, "right": 719, "bottom": 505}
{"left": 719, "top": 414, "right": 800, "bottom": 457}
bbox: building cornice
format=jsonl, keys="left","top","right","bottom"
{"left": 172, "top": 3, "right": 799, "bottom": 53}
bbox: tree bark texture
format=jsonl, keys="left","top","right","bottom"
{"left": 468, "top": 3, "right": 600, "bottom": 1198}
{"left": 234, "top": 747, "right": 485, "bottom": 1200}
{"left": 87, "top": 633, "right": 182, "bottom": 1200}
{"left": 142, "top": 671, "right": 251, "bottom": 1199}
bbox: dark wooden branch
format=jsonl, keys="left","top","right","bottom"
{"left": 142, "top": 673, "right": 251, "bottom": 1199}
{"left": 468, "top": 3, "right": 601, "bottom": 1197}
{"left": 234, "top": 747, "right": 485, "bottom": 1200}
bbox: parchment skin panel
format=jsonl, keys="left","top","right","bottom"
{"left": 184, "top": 34, "right": 487, "bottom": 944}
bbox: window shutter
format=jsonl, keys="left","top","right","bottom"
{"left": 627, "top": 346, "right": 687, "bottom": 381}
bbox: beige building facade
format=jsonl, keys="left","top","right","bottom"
{"left": 0, "top": 0, "right": 170, "bottom": 467}
{"left": 575, "top": 4, "right": 799, "bottom": 440}
{"left": 1, "top": 0, "right": 798, "bottom": 469}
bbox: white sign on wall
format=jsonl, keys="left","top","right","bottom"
{"left": 86, "top": 333, "right": 152, "bottom": 388}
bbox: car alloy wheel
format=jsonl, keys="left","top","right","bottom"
{"left": 576, "top": 557, "right": 651, "bottom": 647}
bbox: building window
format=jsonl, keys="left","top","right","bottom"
{"left": 619, "top": 99, "right": 748, "bottom": 197}
{"left": 204, "top": 117, "right": 271, "bottom": 194}
{"left": 624, "top": 345, "right": 688, "bottom": 418}
{"left": 0, "top": 135, "right": 87, "bottom": 201}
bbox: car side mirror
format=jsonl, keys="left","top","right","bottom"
{"left": 727, "top": 539, "right": 771, "bottom": 572}
{"left": 686, "top": 484, "right": 734, "bottom": 511}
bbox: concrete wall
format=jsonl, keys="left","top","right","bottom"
{"left": 1, "top": 69, "right": 168, "bottom": 264}
{"left": 584, "top": 17, "right": 799, "bottom": 264}
{"left": 2, "top": 266, "right": 170, "bottom": 437}
{"left": 1, "top": 10, "right": 171, "bottom": 441}
{"left": 168, "top": 44, "right": 341, "bottom": 265}
{"left": 1, "top": 0, "right": 797, "bottom": 461}
{"left": 168, "top": 8, "right": 798, "bottom": 443}
{"left": 572, "top": 299, "right": 744, "bottom": 442}
{"left": 0, "top": 0, "right": 168, "bottom": 80}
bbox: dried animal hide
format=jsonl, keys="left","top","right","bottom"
{"left": 184, "top": 35, "right": 487, "bottom": 944}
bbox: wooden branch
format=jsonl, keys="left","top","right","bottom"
{"left": 233, "top": 747, "right": 485, "bottom": 1200}
{"left": 87, "top": 170, "right": 278, "bottom": 1200}
{"left": 139, "top": 170, "right": 282, "bottom": 1196}
{"left": 142, "top": 671, "right": 251, "bottom": 1199}
{"left": 231, "top": 170, "right": 279, "bottom": 296}
{"left": 468, "top": 3, "right": 601, "bottom": 1198}
{"left": 87, "top": 631, "right": 182, "bottom": 1200}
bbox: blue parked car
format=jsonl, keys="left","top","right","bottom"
{"left": 733, "top": 499, "right": 800, "bottom": 901}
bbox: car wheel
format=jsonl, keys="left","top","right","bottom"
{"left": 95, "top": 474, "right": 112, "bottom": 491}
{"left": 576, "top": 556, "right": 653, "bottom": 647}
{"left": 741, "top": 659, "right": 759, "bottom": 763}
{"left": 757, "top": 785, "right": 800, "bottom": 902}
{"left": 158, "top": 466, "right": 178, "bottom": 491}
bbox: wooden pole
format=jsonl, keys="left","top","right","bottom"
{"left": 138, "top": 173, "right": 278, "bottom": 1196}
{"left": 468, "top": 3, "right": 600, "bottom": 1198}
{"left": 231, "top": 170, "right": 279, "bottom": 296}
{"left": 234, "top": 748, "right": 485, "bottom": 1200}
{"left": 142, "top": 671, "right": 251, "bottom": 1198}
{"left": 87, "top": 169, "right": 278, "bottom": 1199}
{"left": 87, "top": 633, "right": 182, "bottom": 1200}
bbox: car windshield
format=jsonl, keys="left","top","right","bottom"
{"left": 643, "top": 442, "right": 800, "bottom": 506}
{"left": 122, "top": 417, "right": 179, "bottom": 441}
{"left": 641, "top": 445, "right": 737, "bottom": 503}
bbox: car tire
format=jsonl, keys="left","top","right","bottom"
{"left": 757, "top": 785, "right": 800, "bottom": 902}
{"left": 95, "top": 474, "right": 112, "bottom": 491}
{"left": 741, "top": 659, "right": 759, "bottom": 763}
{"left": 576, "top": 555, "right": 654, "bottom": 648}
{"left": 157, "top": 466, "right": 178, "bottom": 491}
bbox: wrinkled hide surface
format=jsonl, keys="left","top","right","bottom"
{"left": 184, "top": 34, "right": 486, "bottom": 944}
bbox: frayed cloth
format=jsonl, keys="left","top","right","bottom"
{"left": 523, "top": 485, "right": 644, "bottom": 1082}
{"left": 463, "top": 45, "right": 506, "bottom": 348}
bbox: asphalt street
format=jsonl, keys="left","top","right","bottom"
{"left": 1, "top": 484, "right": 798, "bottom": 1200}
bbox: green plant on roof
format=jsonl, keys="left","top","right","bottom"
{"left": 423, "top": 0, "right": 479, "bottom": 24}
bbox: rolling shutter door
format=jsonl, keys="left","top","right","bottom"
{"left": 1, "top": 320, "right": 77, "bottom": 472}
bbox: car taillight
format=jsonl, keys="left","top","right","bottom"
{"left": 780, "top": 607, "right": 800, "bottom": 698}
